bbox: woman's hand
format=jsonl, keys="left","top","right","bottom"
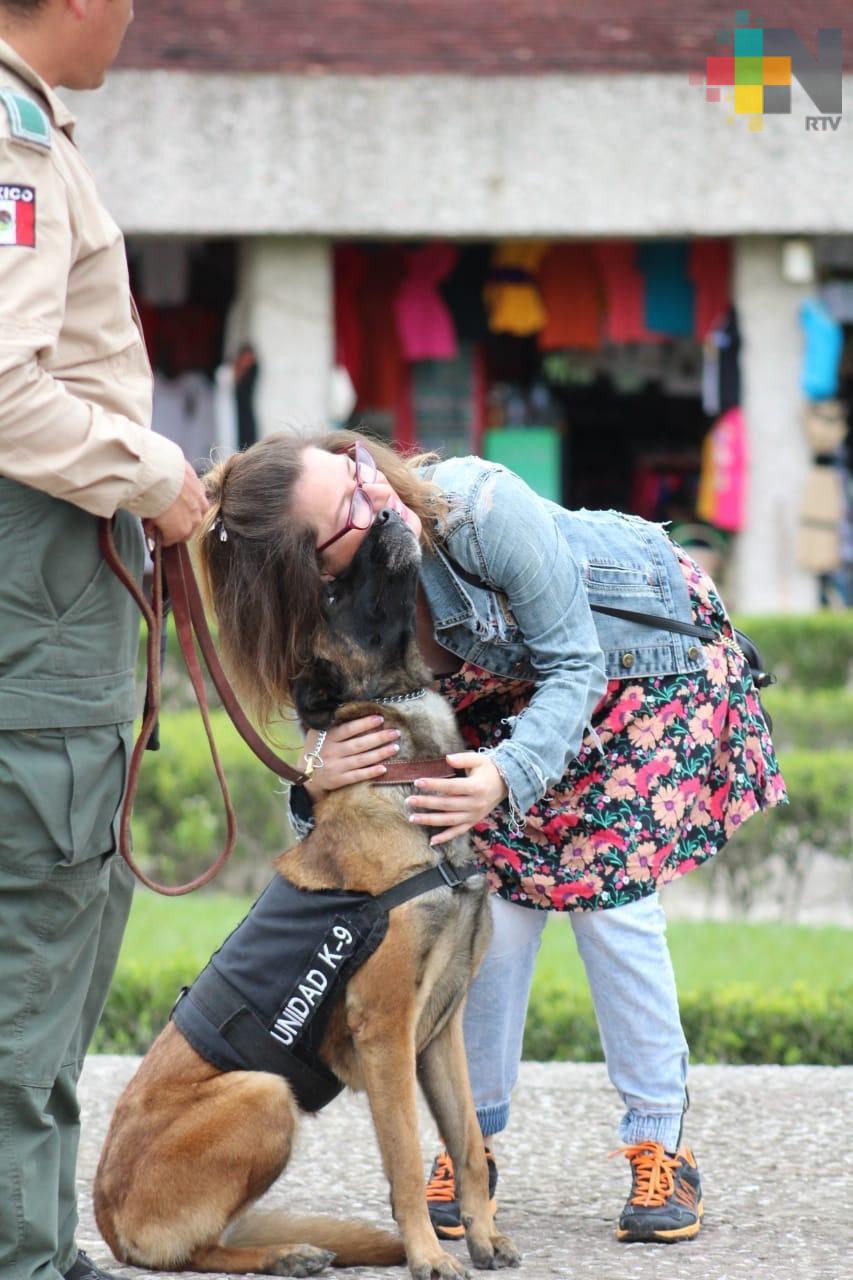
{"left": 303, "top": 716, "right": 401, "bottom": 801}
{"left": 405, "top": 752, "right": 508, "bottom": 846}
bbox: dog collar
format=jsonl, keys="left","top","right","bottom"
{"left": 373, "top": 688, "right": 428, "bottom": 705}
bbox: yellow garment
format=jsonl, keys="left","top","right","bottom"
{"left": 484, "top": 241, "right": 549, "bottom": 336}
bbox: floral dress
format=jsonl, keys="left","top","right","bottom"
{"left": 435, "top": 550, "right": 787, "bottom": 912}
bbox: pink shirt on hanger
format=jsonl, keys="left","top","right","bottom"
{"left": 394, "top": 243, "right": 459, "bottom": 361}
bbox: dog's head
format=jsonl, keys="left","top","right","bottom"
{"left": 293, "top": 510, "right": 430, "bottom": 729}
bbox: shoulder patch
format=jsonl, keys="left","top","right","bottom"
{"left": 0, "top": 89, "right": 51, "bottom": 151}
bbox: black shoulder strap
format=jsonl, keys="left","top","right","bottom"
{"left": 438, "top": 547, "right": 717, "bottom": 644}
{"left": 377, "top": 859, "right": 484, "bottom": 911}
{"left": 588, "top": 604, "right": 716, "bottom": 643}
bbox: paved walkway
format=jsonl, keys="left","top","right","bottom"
{"left": 77, "top": 1057, "right": 852, "bottom": 1280}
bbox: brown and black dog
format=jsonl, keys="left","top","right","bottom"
{"left": 93, "top": 510, "right": 520, "bottom": 1280}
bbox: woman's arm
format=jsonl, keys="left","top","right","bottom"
{"left": 409, "top": 465, "right": 607, "bottom": 836}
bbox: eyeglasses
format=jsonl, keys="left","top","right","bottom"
{"left": 316, "top": 443, "right": 379, "bottom": 554}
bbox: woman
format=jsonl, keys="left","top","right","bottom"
{"left": 195, "top": 429, "right": 786, "bottom": 1245}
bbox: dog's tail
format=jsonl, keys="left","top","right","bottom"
{"left": 224, "top": 1208, "right": 406, "bottom": 1267}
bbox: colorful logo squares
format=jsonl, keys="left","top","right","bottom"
{"left": 705, "top": 52, "right": 792, "bottom": 113}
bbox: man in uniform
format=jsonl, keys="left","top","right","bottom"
{"left": 0, "top": 4, "right": 209, "bottom": 1279}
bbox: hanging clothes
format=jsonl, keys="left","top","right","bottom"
{"left": 702, "top": 307, "right": 741, "bottom": 418}
{"left": 394, "top": 243, "right": 458, "bottom": 361}
{"left": 800, "top": 297, "right": 843, "bottom": 401}
{"left": 152, "top": 370, "right": 217, "bottom": 473}
{"left": 797, "top": 400, "right": 847, "bottom": 573}
{"left": 821, "top": 282, "right": 853, "bottom": 324}
{"left": 440, "top": 243, "right": 491, "bottom": 342}
{"left": 593, "top": 241, "right": 663, "bottom": 343}
{"left": 136, "top": 241, "right": 190, "bottom": 307}
{"left": 334, "top": 244, "right": 369, "bottom": 392}
{"left": 484, "top": 241, "right": 548, "bottom": 336}
{"left": 356, "top": 247, "right": 408, "bottom": 410}
{"left": 690, "top": 240, "right": 732, "bottom": 340}
{"left": 155, "top": 304, "right": 222, "bottom": 375}
{"left": 536, "top": 243, "right": 603, "bottom": 350}
{"left": 696, "top": 406, "right": 748, "bottom": 532}
{"left": 637, "top": 241, "right": 696, "bottom": 338}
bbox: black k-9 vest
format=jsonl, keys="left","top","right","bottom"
{"left": 172, "top": 861, "right": 482, "bottom": 1113}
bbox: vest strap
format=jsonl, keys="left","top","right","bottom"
{"left": 376, "top": 859, "right": 484, "bottom": 910}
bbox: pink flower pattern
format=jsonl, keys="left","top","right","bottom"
{"left": 436, "top": 549, "right": 787, "bottom": 912}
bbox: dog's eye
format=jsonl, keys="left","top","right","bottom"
{"left": 370, "top": 634, "right": 382, "bottom": 647}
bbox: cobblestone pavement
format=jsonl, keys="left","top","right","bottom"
{"left": 77, "top": 1058, "right": 852, "bottom": 1280}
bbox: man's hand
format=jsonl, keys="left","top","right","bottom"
{"left": 148, "top": 462, "right": 209, "bottom": 545}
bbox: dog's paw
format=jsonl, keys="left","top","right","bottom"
{"left": 491, "top": 1234, "right": 521, "bottom": 1269}
{"left": 271, "top": 1245, "right": 336, "bottom": 1276}
{"left": 466, "top": 1230, "right": 521, "bottom": 1272}
{"left": 410, "top": 1250, "right": 470, "bottom": 1280}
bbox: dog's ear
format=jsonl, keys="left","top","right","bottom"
{"left": 293, "top": 657, "right": 347, "bottom": 729}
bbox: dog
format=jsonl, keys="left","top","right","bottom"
{"left": 93, "top": 509, "right": 520, "bottom": 1280}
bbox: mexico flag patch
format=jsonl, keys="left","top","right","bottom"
{"left": 0, "top": 184, "right": 35, "bottom": 247}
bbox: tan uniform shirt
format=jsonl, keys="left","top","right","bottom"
{"left": 0, "top": 38, "right": 184, "bottom": 518}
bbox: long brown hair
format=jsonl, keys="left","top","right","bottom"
{"left": 194, "top": 429, "right": 447, "bottom": 731}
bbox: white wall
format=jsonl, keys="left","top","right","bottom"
{"left": 66, "top": 72, "right": 853, "bottom": 237}
{"left": 731, "top": 237, "right": 818, "bottom": 613}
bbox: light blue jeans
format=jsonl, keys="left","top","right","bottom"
{"left": 463, "top": 892, "right": 689, "bottom": 1153}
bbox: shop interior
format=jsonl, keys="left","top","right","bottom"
{"left": 335, "top": 237, "right": 740, "bottom": 561}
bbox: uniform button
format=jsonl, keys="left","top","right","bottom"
{"left": 621, "top": 652, "right": 635, "bottom": 669}
{"left": 513, "top": 661, "right": 526, "bottom": 674}
{"left": 687, "top": 645, "right": 699, "bottom": 659}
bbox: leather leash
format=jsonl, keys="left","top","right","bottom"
{"left": 99, "top": 519, "right": 457, "bottom": 895}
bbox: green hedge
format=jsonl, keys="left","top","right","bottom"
{"left": 761, "top": 687, "right": 853, "bottom": 751}
{"left": 128, "top": 712, "right": 853, "bottom": 888}
{"left": 523, "top": 981, "right": 853, "bottom": 1066}
{"left": 93, "top": 963, "right": 853, "bottom": 1065}
{"left": 732, "top": 612, "right": 853, "bottom": 690}
{"left": 726, "top": 748, "right": 853, "bottom": 867}
{"left": 131, "top": 709, "right": 303, "bottom": 890}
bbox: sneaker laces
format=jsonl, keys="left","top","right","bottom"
{"left": 425, "top": 1150, "right": 456, "bottom": 1204}
{"left": 610, "top": 1141, "right": 681, "bottom": 1208}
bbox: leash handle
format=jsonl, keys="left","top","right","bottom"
{"left": 99, "top": 518, "right": 240, "bottom": 895}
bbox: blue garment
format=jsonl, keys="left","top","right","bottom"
{"left": 800, "top": 297, "right": 843, "bottom": 400}
{"left": 464, "top": 893, "right": 688, "bottom": 1147}
{"left": 637, "top": 241, "right": 696, "bottom": 337}
{"left": 418, "top": 456, "right": 704, "bottom": 816}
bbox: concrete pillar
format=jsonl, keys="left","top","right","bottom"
{"left": 730, "top": 236, "right": 818, "bottom": 613}
{"left": 232, "top": 237, "right": 333, "bottom": 436}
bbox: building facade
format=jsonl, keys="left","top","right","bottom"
{"left": 67, "top": 1, "right": 853, "bottom": 611}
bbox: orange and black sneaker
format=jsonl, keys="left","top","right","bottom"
{"left": 614, "top": 1141, "right": 703, "bottom": 1243}
{"left": 425, "top": 1147, "right": 498, "bottom": 1240}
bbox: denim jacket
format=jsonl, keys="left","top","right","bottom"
{"left": 417, "top": 456, "right": 705, "bottom": 818}
{"left": 290, "top": 456, "right": 706, "bottom": 834}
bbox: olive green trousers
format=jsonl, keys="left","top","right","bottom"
{"left": 0, "top": 725, "right": 134, "bottom": 1280}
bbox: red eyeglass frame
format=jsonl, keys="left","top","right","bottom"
{"left": 316, "top": 443, "right": 379, "bottom": 554}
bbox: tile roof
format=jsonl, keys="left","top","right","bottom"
{"left": 116, "top": 2, "right": 852, "bottom": 74}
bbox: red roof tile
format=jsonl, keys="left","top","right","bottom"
{"left": 116, "top": 2, "right": 852, "bottom": 74}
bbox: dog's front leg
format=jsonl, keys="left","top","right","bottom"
{"left": 348, "top": 991, "right": 469, "bottom": 1280}
{"left": 417, "top": 1009, "right": 520, "bottom": 1271}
